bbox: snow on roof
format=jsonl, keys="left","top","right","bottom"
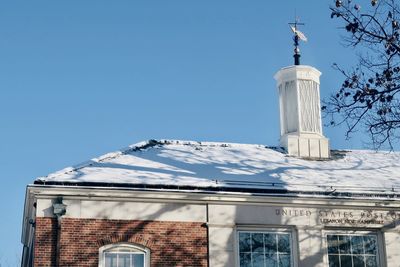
{"left": 36, "top": 140, "right": 400, "bottom": 197}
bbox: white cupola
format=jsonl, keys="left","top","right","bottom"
{"left": 274, "top": 19, "right": 330, "bottom": 159}
{"left": 274, "top": 65, "right": 329, "bottom": 159}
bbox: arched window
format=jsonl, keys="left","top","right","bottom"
{"left": 99, "top": 243, "right": 150, "bottom": 267}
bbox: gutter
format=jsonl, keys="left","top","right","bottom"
{"left": 33, "top": 180, "right": 400, "bottom": 200}
{"left": 21, "top": 188, "right": 36, "bottom": 267}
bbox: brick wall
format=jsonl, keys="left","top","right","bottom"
{"left": 34, "top": 217, "right": 208, "bottom": 267}
{"left": 34, "top": 217, "right": 58, "bottom": 266}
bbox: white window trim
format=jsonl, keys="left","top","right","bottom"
{"left": 322, "top": 229, "right": 385, "bottom": 267}
{"left": 235, "top": 226, "right": 298, "bottom": 267}
{"left": 99, "top": 242, "right": 150, "bottom": 267}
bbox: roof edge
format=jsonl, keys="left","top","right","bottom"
{"left": 33, "top": 180, "right": 400, "bottom": 201}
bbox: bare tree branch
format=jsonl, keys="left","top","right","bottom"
{"left": 324, "top": 0, "right": 400, "bottom": 149}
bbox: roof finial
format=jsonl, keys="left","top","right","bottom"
{"left": 288, "top": 17, "right": 307, "bottom": 65}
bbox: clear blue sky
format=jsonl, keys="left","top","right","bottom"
{"left": 0, "top": 0, "right": 389, "bottom": 264}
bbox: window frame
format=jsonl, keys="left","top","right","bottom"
{"left": 235, "top": 226, "right": 298, "bottom": 267}
{"left": 322, "top": 229, "right": 385, "bottom": 267}
{"left": 98, "top": 242, "right": 150, "bottom": 267}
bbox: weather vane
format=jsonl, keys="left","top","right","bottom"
{"left": 289, "top": 17, "right": 308, "bottom": 65}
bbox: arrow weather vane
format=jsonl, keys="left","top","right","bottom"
{"left": 289, "top": 18, "right": 307, "bottom": 65}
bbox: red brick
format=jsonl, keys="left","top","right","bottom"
{"left": 34, "top": 218, "right": 207, "bottom": 267}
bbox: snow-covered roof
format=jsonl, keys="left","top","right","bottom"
{"left": 36, "top": 140, "right": 400, "bottom": 198}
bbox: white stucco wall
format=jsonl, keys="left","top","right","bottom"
{"left": 36, "top": 198, "right": 206, "bottom": 222}
{"left": 385, "top": 230, "right": 400, "bottom": 267}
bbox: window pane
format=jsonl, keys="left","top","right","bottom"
{"left": 118, "top": 254, "right": 131, "bottom": 267}
{"left": 363, "top": 236, "right": 377, "bottom": 255}
{"left": 278, "top": 254, "right": 291, "bottom": 267}
{"left": 239, "top": 231, "right": 292, "bottom": 267}
{"left": 132, "top": 254, "right": 144, "bottom": 267}
{"left": 327, "top": 235, "right": 339, "bottom": 254}
{"left": 265, "top": 253, "right": 278, "bottom": 267}
{"left": 351, "top": 236, "right": 364, "bottom": 255}
{"left": 340, "top": 255, "right": 352, "bottom": 267}
{"left": 239, "top": 233, "right": 251, "bottom": 253}
{"left": 105, "top": 253, "right": 117, "bottom": 267}
{"left": 252, "top": 233, "right": 264, "bottom": 253}
{"left": 339, "top": 236, "right": 351, "bottom": 254}
{"left": 328, "top": 255, "right": 340, "bottom": 267}
{"left": 264, "top": 233, "right": 277, "bottom": 253}
{"left": 252, "top": 252, "right": 264, "bottom": 267}
{"left": 353, "top": 255, "right": 365, "bottom": 267}
{"left": 365, "top": 256, "right": 378, "bottom": 267}
{"left": 240, "top": 252, "right": 251, "bottom": 267}
{"left": 278, "top": 234, "right": 290, "bottom": 253}
{"left": 328, "top": 234, "right": 379, "bottom": 267}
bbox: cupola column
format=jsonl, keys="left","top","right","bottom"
{"left": 274, "top": 65, "right": 330, "bottom": 158}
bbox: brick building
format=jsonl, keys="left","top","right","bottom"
{"left": 21, "top": 64, "right": 400, "bottom": 267}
